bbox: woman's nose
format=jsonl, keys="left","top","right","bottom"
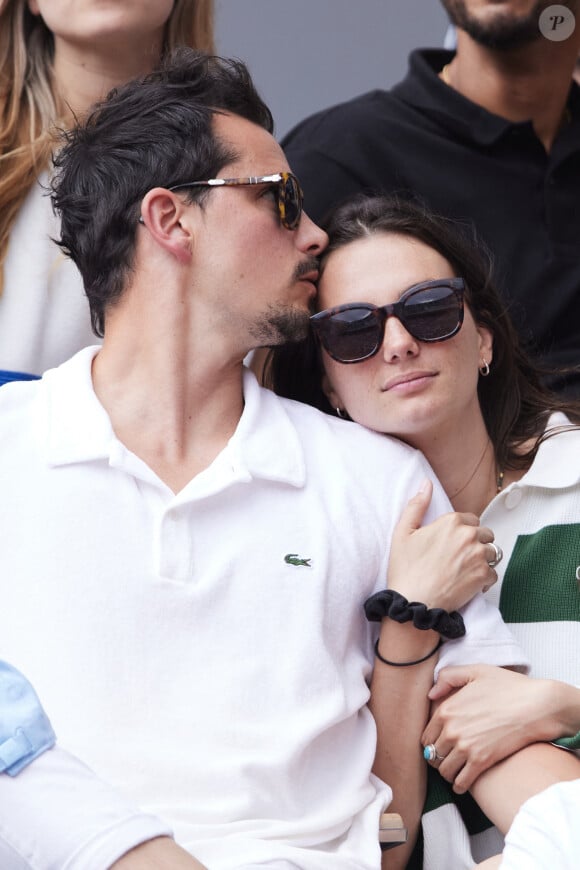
{"left": 380, "top": 316, "right": 420, "bottom": 362}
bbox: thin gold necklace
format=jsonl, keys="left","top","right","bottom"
{"left": 450, "top": 439, "right": 491, "bottom": 499}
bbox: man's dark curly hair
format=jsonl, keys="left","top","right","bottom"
{"left": 51, "top": 48, "right": 273, "bottom": 337}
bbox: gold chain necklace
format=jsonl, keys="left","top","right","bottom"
{"left": 450, "top": 439, "right": 491, "bottom": 499}
{"left": 496, "top": 468, "right": 505, "bottom": 493}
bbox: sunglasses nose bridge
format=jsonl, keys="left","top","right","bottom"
{"left": 376, "top": 302, "right": 420, "bottom": 358}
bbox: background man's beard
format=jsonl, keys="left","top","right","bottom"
{"left": 250, "top": 305, "right": 311, "bottom": 346}
{"left": 441, "top": 0, "right": 559, "bottom": 49}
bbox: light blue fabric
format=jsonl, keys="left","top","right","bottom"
{"left": 0, "top": 661, "right": 56, "bottom": 776}
{"left": 443, "top": 24, "right": 457, "bottom": 50}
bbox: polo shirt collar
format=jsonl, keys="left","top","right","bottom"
{"left": 393, "top": 49, "right": 532, "bottom": 146}
{"left": 45, "top": 346, "right": 115, "bottom": 466}
{"left": 229, "top": 368, "right": 306, "bottom": 487}
{"left": 514, "top": 413, "right": 580, "bottom": 491}
{"left": 44, "top": 347, "right": 306, "bottom": 488}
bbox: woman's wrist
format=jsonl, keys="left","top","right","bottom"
{"left": 548, "top": 680, "right": 580, "bottom": 743}
{"left": 522, "top": 680, "right": 580, "bottom": 745}
{"left": 365, "top": 589, "right": 465, "bottom": 639}
{"left": 375, "top": 619, "right": 441, "bottom": 665}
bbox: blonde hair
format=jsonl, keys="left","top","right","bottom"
{"left": 0, "top": 0, "right": 215, "bottom": 293}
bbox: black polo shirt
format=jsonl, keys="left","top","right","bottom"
{"left": 283, "top": 49, "right": 580, "bottom": 394}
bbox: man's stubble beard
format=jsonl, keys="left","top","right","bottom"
{"left": 250, "top": 304, "right": 312, "bottom": 346}
{"left": 441, "top": 0, "right": 574, "bottom": 49}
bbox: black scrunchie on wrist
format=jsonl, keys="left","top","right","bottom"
{"left": 364, "top": 589, "right": 466, "bottom": 640}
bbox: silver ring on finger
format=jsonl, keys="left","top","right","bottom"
{"left": 487, "top": 542, "right": 503, "bottom": 568}
{"left": 423, "top": 743, "right": 446, "bottom": 762}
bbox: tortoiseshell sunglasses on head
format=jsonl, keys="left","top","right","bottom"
{"left": 168, "top": 172, "right": 304, "bottom": 230}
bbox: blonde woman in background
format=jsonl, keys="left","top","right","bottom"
{"left": 0, "top": 0, "right": 214, "bottom": 381}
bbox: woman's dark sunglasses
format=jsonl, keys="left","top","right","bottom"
{"left": 168, "top": 172, "right": 303, "bottom": 230}
{"left": 310, "top": 278, "right": 465, "bottom": 364}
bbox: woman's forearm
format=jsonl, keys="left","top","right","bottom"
{"left": 470, "top": 742, "right": 580, "bottom": 834}
{"left": 547, "top": 680, "right": 580, "bottom": 743}
{"left": 370, "top": 621, "right": 439, "bottom": 869}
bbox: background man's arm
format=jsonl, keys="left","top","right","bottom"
{"left": 0, "top": 660, "right": 206, "bottom": 868}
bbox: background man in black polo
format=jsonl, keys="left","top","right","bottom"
{"left": 283, "top": 0, "right": 580, "bottom": 396}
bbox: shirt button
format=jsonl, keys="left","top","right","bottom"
{"left": 505, "top": 487, "right": 522, "bottom": 509}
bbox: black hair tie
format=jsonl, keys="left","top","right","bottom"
{"left": 364, "top": 589, "right": 465, "bottom": 640}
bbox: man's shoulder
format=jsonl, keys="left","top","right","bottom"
{"left": 244, "top": 374, "right": 425, "bottom": 489}
{"left": 0, "top": 378, "right": 47, "bottom": 469}
{"left": 0, "top": 376, "right": 44, "bottom": 417}
{"left": 277, "top": 391, "right": 419, "bottom": 463}
{"left": 0, "top": 348, "right": 98, "bottom": 454}
{"left": 282, "top": 48, "right": 449, "bottom": 152}
{"left": 273, "top": 393, "right": 434, "bottom": 524}
{"left": 282, "top": 88, "right": 407, "bottom": 150}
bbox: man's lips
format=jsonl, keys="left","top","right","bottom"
{"left": 297, "top": 270, "right": 319, "bottom": 300}
{"left": 298, "top": 269, "right": 319, "bottom": 284}
{"left": 295, "top": 256, "right": 320, "bottom": 286}
{"left": 382, "top": 371, "right": 436, "bottom": 391}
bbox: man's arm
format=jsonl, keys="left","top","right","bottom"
{"left": 111, "top": 838, "right": 207, "bottom": 869}
{"left": 0, "top": 745, "right": 179, "bottom": 869}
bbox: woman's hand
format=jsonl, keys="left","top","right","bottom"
{"left": 387, "top": 479, "right": 498, "bottom": 612}
{"left": 422, "top": 664, "right": 579, "bottom": 793}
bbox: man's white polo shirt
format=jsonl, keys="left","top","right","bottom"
{"left": 0, "top": 347, "right": 527, "bottom": 870}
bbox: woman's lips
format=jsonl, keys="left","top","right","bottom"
{"left": 382, "top": 371, "right": 437, "bottom": 392}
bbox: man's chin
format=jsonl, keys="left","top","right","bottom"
{"left": 443, "top": 0, "right": 546, "bottom": 50}
{"left": 252, "top": 308, "right": 311, "bottom": 346}
{"left": 272, "top": 316, "right": 311, "bottom": 345}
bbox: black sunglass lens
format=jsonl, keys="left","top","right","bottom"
{"left": 319, "top": 309, "right": 380, "bottom": 362}
{"left": 402, "top": 286, "right": 461, "bottom": 341}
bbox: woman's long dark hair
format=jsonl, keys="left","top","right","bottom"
{"left": 268, "top": 194, "right": 580, "bottom": 472}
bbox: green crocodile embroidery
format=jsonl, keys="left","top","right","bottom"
{"left": 284, "top": 553, "right": 311, "bottom": 567}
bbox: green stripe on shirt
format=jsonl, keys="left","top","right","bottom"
{"left": 499, "top": 523, "right": 580, "bottom": 623}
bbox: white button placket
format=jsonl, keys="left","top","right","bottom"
{"left": 157, "top": 507, "right": 194, "bottom": 583}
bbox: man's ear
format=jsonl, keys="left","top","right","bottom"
{"left": 139, "top": 188, "right": 193, "bottom": 263}
{"left": 322, "top": 370, "right": 344, "bottom": 414}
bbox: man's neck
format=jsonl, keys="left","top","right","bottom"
{"left": 442, "top": 31, "right": 579, "bottom": 151}
{"left": 91, "top": 322, "right": 247, "bottom": 495}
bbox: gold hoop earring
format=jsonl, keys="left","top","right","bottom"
{"left": 479, "top": 360, "right": 490, "bottom": 377}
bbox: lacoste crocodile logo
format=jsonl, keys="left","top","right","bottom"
{"left": 284, "top": 553, "right": 312, "bottom": 567}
